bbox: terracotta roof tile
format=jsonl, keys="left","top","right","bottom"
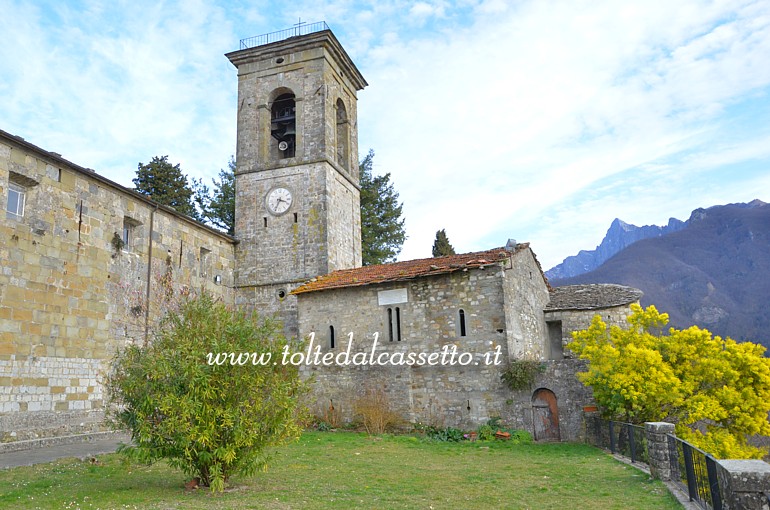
{"left": 292, "top": 245, "right": 529, "bottom": 295}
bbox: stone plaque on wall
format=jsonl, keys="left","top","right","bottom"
{"left": 377, "top": 288, "right": 408, "bottom": 305}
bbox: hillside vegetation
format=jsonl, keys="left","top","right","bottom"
{"left": 553, "top": 200, "right": 770, "bottom": 347}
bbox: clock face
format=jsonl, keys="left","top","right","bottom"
{"left": 266, "top": 187, "right": 293, "bottom": 215}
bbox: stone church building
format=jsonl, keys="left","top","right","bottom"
{"left": 0, "top": 25, "right": 641, "bottom": 444}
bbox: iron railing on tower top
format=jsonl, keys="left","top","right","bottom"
{"left": 240, "top": 21, "right": 330, "bottom": 50}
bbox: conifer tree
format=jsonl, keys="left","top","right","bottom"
{"left": 360, "top": 150, "right": 406, "bottom": 265}
{"left": 194, "top": 158, "right": 236, "bottom": 235}
{"left": 134, "top": 156, "right": 199, "bottom": 219}
{"left": 432, "top": 229, "right": 456, "bottom": 257}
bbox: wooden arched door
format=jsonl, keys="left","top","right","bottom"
{"left": 532, "top": 388, "right": 561, "bottom": 441}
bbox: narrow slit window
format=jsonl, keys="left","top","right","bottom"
{"left": 329, "top": 326, "right": 335, "bottom": 349}
{"left": 387, "top": 308, "right": 394, "bottom": 342}
{"left": 293, "top": 212, "right": 298, "bottom": 223}
{"left": 396, "top": 307, "right": 402, "bottom": 342}
{"left": 459, "top": 309, "right": 467, "bottom": 337}
{"left": 263, "top": 217, "right": 268, "bottom": 228}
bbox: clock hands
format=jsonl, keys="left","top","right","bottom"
{"left": 268, "top": 189, "right": 292, "bottom": 213}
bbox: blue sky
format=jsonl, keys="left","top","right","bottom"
{"left": 2, "top": 0, "right": 769, "bottom": 270}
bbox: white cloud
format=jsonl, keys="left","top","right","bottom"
{"left": 1, "top": 0, "right": 769, "bottom": 271}
{"left": 0, "top": 0, "right": 237, "bottom": 185}
{"left": 355, "top": 0, "right": 770, "bottom": 266}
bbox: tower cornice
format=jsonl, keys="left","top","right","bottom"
{"left": 226, "top": 30, "right": 368, "bottom": 91}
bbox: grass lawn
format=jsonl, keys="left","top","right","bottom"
{"left": 0, "top": 431, "right": 681, "bottom": 509}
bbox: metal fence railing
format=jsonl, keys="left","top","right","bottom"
{"left": 585, "top": 416, "right": 649, "bottom": 466}
{"left": 669, "top": 435, "right": 723, "bottom": 510}
{"left": 585, "top": 416, "right": 725, "bottom": 510}
{"left": 240, "top": 21, "right": 330, "bottom": 50}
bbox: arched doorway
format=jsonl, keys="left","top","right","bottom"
{"left": 532, "top": 388, "right": 561, "bottom": 441}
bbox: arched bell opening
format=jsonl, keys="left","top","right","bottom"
{"left": 271, "top": 92, "right": 296, "bottom": 158}
{"left": 335, "top": 98, "right": 349, "bottom": 170}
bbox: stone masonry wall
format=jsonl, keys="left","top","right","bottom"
{"left": 544, "top": 304, "right": 637, "bottom": 357}
{"left": 296, "top": 261, "right": 595, "bottom": 439}
{"left": 297, "top": 266, "right": 510, "bottom": 429}
{"left": 0, "top": 135, "right": 235, "bottom": 441}
{"left": 502, "top": 247, "right": 551, "bottom": 359}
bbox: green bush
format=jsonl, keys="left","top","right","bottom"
{"left": 425, "top": 426, "right": 464, "bottom": 442}
{"left": 315, "top": 421, "right": 332, "bottom": 432}
{"left": 500, "top": 359, "right": 546, "bottom": 391}
{"left": 106, "top": 293, "right": 308, "bottom": 492}
{"left": 508, "top": 430, "right": 533, "bottom": 444}
{"left": 477, "top": 424, "right": 495, "bottom": 441}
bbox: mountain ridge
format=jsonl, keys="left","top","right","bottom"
{"left": 546, "top": 216, "right": 686, "bottom": 280}
{"left": 551, "top": 200, "right": 770, "bottom": 347}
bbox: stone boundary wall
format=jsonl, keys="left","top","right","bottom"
{"left": 0, "top": 430, "right": 129, "bottom": 454}
{"left": 0, "top": 133, "right": 236, "bottom": 442}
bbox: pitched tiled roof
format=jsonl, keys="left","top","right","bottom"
{"left": 292, "top": 245, "right": 528, "bottom": 295}
{"left": 545, "top": 284, "right": 643, "bottom": 311}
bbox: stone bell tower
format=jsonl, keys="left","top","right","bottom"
{"left": 226, "top": 23, "right": 367, "bottom": 334}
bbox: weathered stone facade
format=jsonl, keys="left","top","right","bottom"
{"left": 0, "top": 131, "right": 235, "bottom": 440}
{"left": 227, "top": 31, "right": 366, "bottom": 336}
{"left": 294, "top": 246, "right": 607, "bottom": 438}
{"left": 544, "top": 284, "right": 643, "bottom": 357}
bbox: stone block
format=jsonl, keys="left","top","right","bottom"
{"left": 718, "top": 459, "right": 770, "bottom": 510}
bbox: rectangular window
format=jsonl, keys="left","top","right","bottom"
{"left": 122, "top": 219, "right": 134, "bottom": 251}
{"left": 200, "top": 247, "right": 211, "bottom": 278}
{"left": 121, "top": 216, "right": 143, "bottom": 252}
{"left": 6, "top": 183, "right": 25, "bottom": 217}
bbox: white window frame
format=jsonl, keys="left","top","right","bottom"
{"left": 6, "top": 183, "right": 25, "bottom": 217}
{"left": 200, "top": 247, "right": 211, "bottom": 278}
{"left": 122, "top": 220, "right": 134, "bottom": 252}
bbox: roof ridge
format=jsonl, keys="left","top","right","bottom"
{"left": 292, "top": 245, "right": 523, "bottom": 295}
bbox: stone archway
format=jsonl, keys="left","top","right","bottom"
{"left": 532, "top": 388, "right": 561, "bottom": 441}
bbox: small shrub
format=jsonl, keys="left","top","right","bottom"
{"left": 508, "top": 430, "right": 533, "bottom": 444}
{"left": 342, "top": 420, "right": 362, "bottom": 431}
{"left": 106, "top": 293, "right": 308, "bottom": 492}
{"left": 501, "top": 359, "right": 546, "bottom": 391}
{"left": 425, "top": 426, "right": 464, "bottom": 442}
{"left": 110, "top": 232, "right": 124, "bottom": 252}
{"left": 477, "top": 424, "right": 495, "bottom": 441}
{"left": 353, "top": 388, "right": 401, "bottom": 435}
{"left": 486, "top": 416, "right": 502, "bottom": 429}
{"left": 315, "top": 421, "right": 332, "bottom": 432}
